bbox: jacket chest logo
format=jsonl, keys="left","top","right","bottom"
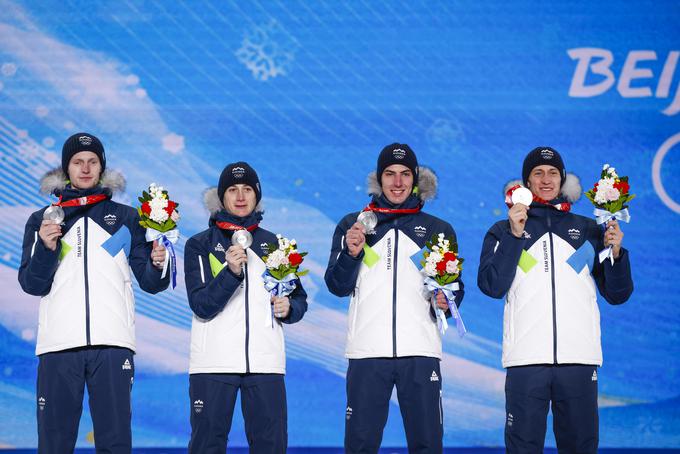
{"left": 260, "top": 242, "right": 269, "bottom": 253}
{"left": 386, "top": 237, "right": 393, "bottom": 271}
{"left": 568, "top": 228, "right": 581, "bottom": 240}
{"left": 215, "top": 242, "right": 225, "bottom": 253}
{"left": 414, "top": 225, "right": 427, "bottom": 238}
{"left": 104, "top": 214, "right": 117, "bottom": 226}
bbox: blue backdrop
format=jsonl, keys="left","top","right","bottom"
{"left": 0, "top": 0, "right": 678, "bottom": 449}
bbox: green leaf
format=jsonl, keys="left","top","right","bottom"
{"left": 297, "top": 269, "right": 309, "bottom": 277}
{"left": 142, "top": 190, "right": 150, "bottom": 199}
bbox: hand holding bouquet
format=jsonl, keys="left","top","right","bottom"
{"left": 584, "top": 164, "right": 634, "bottom": 264}
{"left": 138, "top": 183, "right": 180, "bottom": 288}
{"left": 420, "top": 233, "right": 466, "bottom": 336}
{"left": 261, "top": 234, "right": 308, "bottom": 327}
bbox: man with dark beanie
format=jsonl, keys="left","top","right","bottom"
{"left": 18, "top": 132, "right": 170, "bottom": 453}
{"left": 477, "top": 147, "right": 633, "bottom": 453}
{"left": 325, "top": 143, "right": 464, "bottom": 453}
{"left": 183, "top": 161, "right": 308, "bottom": 453}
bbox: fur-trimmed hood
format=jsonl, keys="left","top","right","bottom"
{"left": 367, "top": 166, "right": 438, "bottom": 202}
{"left": 39, "top": 168, "right": 126, "bottom": 195}
{"left": 203, "top": 187, "right": 264, "bottom": 216}
{"left": 503, "top": 173, "right": 582, "bottom": 203}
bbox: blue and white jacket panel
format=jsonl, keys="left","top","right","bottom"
{"left": 18, "top": 189, "right": 168, "bottom": 356}
{"left": 325, "top": 208, "right": 464, "bottom": 360}
{"left": 184, "top": 225, "right": 307, "bottom": 375}
{"left": 477, "top": 203, "right": 633, "bottom": 368}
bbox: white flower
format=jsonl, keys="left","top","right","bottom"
{"left": 291, "top": 239, "right": 297, "bottom": 246}
{"left": 428, "top": 251, "right": 443, "bottom": 264}
{"left": 445, "top": 260, "right": 459, "bottom": 274}
{"left": 432, "top": 245, "right": 440, "bottom": 252}
{"left": 170, "top": 210, "right": 180, "bottom": 222}
{"left": 602, "top": 164, "right": 609, "bottom": 171}
{"left": 266, "top": 249, "right": 288, "bottom": 268}
{"left": 438, "top": 233, "right": 445, "bottom": 239}
{"left": 424, "top": 261, "right": 437, "bottom": 277}
{"left": 149, "top": 197, "right": 169, "bottom": 223}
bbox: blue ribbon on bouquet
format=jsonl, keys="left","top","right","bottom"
{"left": 262, "top": 271, "right": 299, "bottom": 328}
{"left": 145, "top": 228, "right": 180, "bottom": 289}
{"left": 593, "top": 208, "right": 630, "bottom": 265}
{"left": 424, "top": 277, "right": 466, "bottom": 337}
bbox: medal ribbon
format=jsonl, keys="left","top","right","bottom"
{"left": 215, "top": 221, "right": 259, "bottom": 232}
{"left": 363, "top": 202, "right": 422, "bottom": 215}
{"left": 55, "top": 194, "right": 108, "bottom": 207}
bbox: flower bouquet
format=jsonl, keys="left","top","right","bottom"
{"left": 138, "top": 183, "right": 180, "bottom": 288}
{"left": 584, "top": 164, "right": 634, "bottom": 264}
{"left": 420, "top": 233, "right": 466, "bottom": 336}
{"left": 261, "top": 234, "right": 308, "bottom": 327}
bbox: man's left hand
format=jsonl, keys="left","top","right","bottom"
{"left": 272, "top": 296, "right": 291, "bottom": 319}
{"left": 151, "top": 240, "right": 167, "bottom": 270}
{"left": 435, "top": 291, "right": 449, "bottom": 311}
{"left": 603, "top": 219, "right": 624, "bottom": 259}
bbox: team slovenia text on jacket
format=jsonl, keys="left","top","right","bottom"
{"left": 477, "top": 201, "right": 633, "bottom": 368}
{"left": 184, "top": 205, "right": 308, "bottom": 375}
{"left": 325, "top": 168, "right": 464, "bottom": 360}
{"left": 18, "top": 171, "right": 169, "bottom": 356}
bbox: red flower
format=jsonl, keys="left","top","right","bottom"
{"left": 141, "top": 201, "right": 151, "bottom": 215}
{"left": 288, "top": 252, "right": 303, "bottom": 267}
{"left": 164, "top": 200, "right": 177, "bottom": 216}
{"left": 614, "top": 181, "right": 629, "bottom": 194}
{"left": 436, "top": 259, "right": 447, "bottom": 275}
{"left": 443, "top": 252, "right": 457, "bottom": 262}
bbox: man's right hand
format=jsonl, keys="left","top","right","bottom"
{"left": 346, "top": 222, "right": 366, "bottom": 257}
{"left": 226, "top": 245, "right": 247, "bottom": 275}
{"left": 508, "top": 204, "right": 529, "bottom": 238}
{"left": 38, "top": 220, "right": 62, "bottom": 251}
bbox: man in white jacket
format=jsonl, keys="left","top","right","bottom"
{"left": 183, "top": 162, "right": 308, "bottom": 453}
{"left": 477, "top": 146, "right": 633, "bottom": 453}
{"left": 18, "top": 132, "right": 169, "bottom": 453}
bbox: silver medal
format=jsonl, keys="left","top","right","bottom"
{"left": 43, "top": 205, "right": 65, "bottom": 224}
{"left": 511, "top": 187, "right": 533, "bottom": 207}
{"left": 357, "top": 211, "right": 378, "bottom": 234}
{"left": 232, "top": 229, "right": 253, "bottom": 249}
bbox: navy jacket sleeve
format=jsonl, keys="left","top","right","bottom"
{"left": 477, "top": 221, "right": 525, "bottom": 299}
{"left": 324, "top": 218, "right": 364, "bottom": 297}
{"left": 590, "top": 222, "right": 633, "bottom": 305}
{"left": 17, "top": 211, "right": 61, "bottom": 296}
{"left": 280, "top": 279, "right": 308, "bottom": 324}
{"left": 128, "top": 209, "right": 170, "bottom": 294}
{"left": 184, "top": 236, "right": 244, "bottom": 319}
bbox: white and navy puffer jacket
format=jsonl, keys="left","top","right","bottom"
{"left": 477, "top": 177, "right": 633, "bottom": 368}
{"left": 18, "top": 170, "right": 169, "bottom": 356}
{"left": 325, "top": 168, "right": 464, "bottom": 360}
{"left": 184, "top": 189, "right": 307, "bottom": 375}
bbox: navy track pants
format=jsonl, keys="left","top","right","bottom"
{"left": 189, "top": 373, "right": 287, "bottom": 454}
{"left": 37, "top": 346, "right": 135, "bottom": 454}
{"left": 505, "top": 364, "right": 599, "bottom": 454}
{"left": 345, "top": 357, "right": 443, "bottom": 454}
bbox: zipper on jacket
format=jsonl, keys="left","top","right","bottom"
{"left": 84, "top": 218, "right": 91, "bottom": 346}
{"left": 244, "top": 263, "right": 250, "bottom": 373}
{"left": 547, "top": 212, "right": 558, "bottom": 364}
{"left": 392, "top": 223, "right": 399, "bottom": 358}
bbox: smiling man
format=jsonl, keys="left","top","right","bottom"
{"left": 325, "top": 143, "right": 464, "bottom": 453}
{"left": 183, "top": 161, "right": 308, "bottom": 453}
{"left": 18, "top": 132, "right": 169, "bottom": 453}
{"left": 477, "top": 146, "right": 634, "bottom": 454}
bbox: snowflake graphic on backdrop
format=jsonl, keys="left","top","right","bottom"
{"left": 235, "top": 20, "right": 298, "bottom": 81}
{"left": 426, "top": 118, "right": 466, "bottom": 154}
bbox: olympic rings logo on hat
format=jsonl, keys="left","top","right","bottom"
{"left": 392, "top": 148, "right": 406, "bottom": 159}
{"left": 540, "top": 149, "right": 554, "bottom": 159}
{"left": 78, "top": 136, "right": 93, "bottom": 146}
{"left": 232, "top": 166, "right": 246, "bottom": 178}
